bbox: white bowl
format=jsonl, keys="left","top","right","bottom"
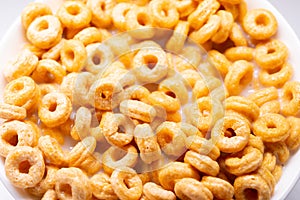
{"left": 0, "top": 0, "right": 300, "bottom": 199}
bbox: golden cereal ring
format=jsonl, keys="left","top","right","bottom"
{"left": 57, "top": 1, "right": 91, "bottom": 29}
{"left": 177, "top": 123, "right": 200, "bottom": 138}
{"left": 26, "top": 15, "right": 62, "bottom": 50}
{"left": 61, "top": 39, "right": 87, "bottom": 72}
{"left": 189, "top": 14, "right": 221, "bottom": 45}
{"left": 158, "top": 162, "right": 200, "bottom": 190}
{"left": 285, "top": 117, "right": 300, "bottom": 151}
{"left": 148, "top": 91, "right": 180, "bottom": 112}
{"left": 3, "top": 49, "right": 38, "bottom": 82}
{"left": 134, "top": 124, "right": 161, "bottom": 164}
{"left": 281, "top": 81, "right": 300, "bottom": 116}
{"left": 229, "top": 22, "right": 248, "bottom": 46}
{"left": 26, "top": 165, "right": 58, "bottom": 197}
{"left": 184, "top": 150, "right": 219, "bottom": 176}
{"left": 256, "top": 167, "right": 276, "bottom": 194}
{"left": 188, "top": 0, "right": 220, "bottom": 30}
{"left": 39, "top": 84, "right": 59, "bottom": 98}
{"left": 55, "top": 167, "right": 92, "bottom": 200}
{"left": 143, "top": 182, "right": 176, "bottom": 200}
{"left": 31, "top": 59, "right": 66, "bottom": 84}
{"left": 23, "top": 43, "right": 47, "bottom": 59}
{"left": 112, "top": 3, "right": 135, "bottom": 31}
{"left": 247, "top": 86, "right": 278, "bottom": 107}
{"left": 265, "top": 141, "right": 290, "bottom": 164}
{"left": 111, "top": 167, "right": 142, "bottom": 200}
{"left": 124, "top": 85, "right": 150, "bottom": 102}
{"left": 165, "top": 20, "right": 189, "bottom": 52}
{"left": 5, "top": 146, "right": 45, "bottom": 188}
{"left": 224, "top": 146, "right": 263, "bottom": 176}
{"left": 60, "top": 72, "right": 78, "bottom": 101}
{"left": 102, "top": 145, "right": 138, "bottom": 175}
{"left": 212, "top": 10, "right": 234, "bottom": 44}
{"left": 90, "top": 173, "right": 118, "bottom": 200}
{"left": 224, "top": 46, "right": 254, "bottom": 62}
{"left": 79, "top": 152, "right": 102, "bottom": 175}
{"left": 175, "top": 0, "right": 197, "bottom": 18}
{"left": 243, "top": 8, "right": 278, "bottom": 40}
{"left": 73, "top": 27, "right": 102, "bottom": 46}
{"left": 21, "top": 2, "right": 52, "bottom": 30}
{"left": 38, "top": 135, "right": 67, "bottom": 166}
{"left": 41, "top": 189, "right": 57, "bottom": 200}
{"left": 238, "top": 0, "right": 248, "bottom": 22}
{"left": 87, "top": 0, "right": 115, "bottom": 28}
{"left": 253, "top": 113, "right": 289, "bottom": 143}
{"left": 70, "top": 107, "right": 92, "bottom": 141}
{"left": 181, "top": 69, "right": 202, "bottom": 88}
{"left": 38, "top": 92, "right": 72, "bottom": 128}
{"left": 202, "top": 176, "right": 234, "bottom": 200}
{"left": 156, "top": 121, "right": 187, "bottom": 157}
{"left": 254, "top": 39, "right": 288, "bottom": 70}
{"left": 261, "top": 152, "right": 276, "bottom": 172}
{"left": 260, "top": 100, "right": 281, "bottom": 114}
{"left": 192, "top": 76, "right": 222, "bottom": 99}
{"left": 208, "top": 50, "right": 231, "bottom": 77}
{"left": 247, "top": 134, "right": 265, "bottom": 153}
{"left": 258, "top": 62, "right": 293, "bottom": 88}
{"left": 234, "top": 175, "right": 271, "bottom": 200}
{"left": 211, "top": 115, "right": 250, "bottom": 153}
{"left": 0, "top": 103, "right": 26, "bottom": 120}
{"left": 72, "top": 72, "right": 95, "bottom": 106}
{"left": 149, "top": 0, "right": 179, "bottom": 28}
{"left": 174, "top": 178, "right": 213, "bottom": 200}
{"left": 0, "top": 120, "right": 37, "bottom": 157}
{"left": 225, "top": 60, "right": 254, "bottom": 96}
{"left": 42, "top": 38, "right": 65, "bottom": 61}
{"left": 272, "top": 164, "right": 283, "bottom": 183}
{"left": 40, "top": 125, "right": 64, "bottom": 145}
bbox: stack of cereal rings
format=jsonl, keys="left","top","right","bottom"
{"left": 0, "top": 0, "right": 300, "bottom": 200}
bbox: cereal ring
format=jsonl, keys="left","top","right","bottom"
{"left": 254, "top": 39, "right": 288, "bottom": 70}
{"left": 256, "top": 167, "right": 276, "bottom": 195}
{"left": 260, "top": 100, "right": 281, "bottom": 114}
{"left": 0, "top": 103, "right": 26, "bottom": 120}
{"left": 124, "top": 85, "right": 150, "bottom": 102}
{"left": 148, "top": 91, "right": 180, "bottom": 112}
{"left": 220, "top": 2, "right": 239, "bottom": 20}
{"left": 158, "top": 162, "right": 200, "bottom": 190}
{"left": 258, "top": 62, "right": 293, "bottom": 88}
{"left": 61, "top": 39, "right": 87, "bottom": 72}
{"left": 134, "top": 124, "right": 161, "bottom": 164}
{"left": 175, "top": 0, "right": 197, "bottom": 18}
{"left": 149, "top": 0, "right": 179, "bottom": 28}
{"left": 229, "top": 22, "right": 248, "bottom": 46}
{"left": 224, "top": 46, "right": 254, "bottom": 62}
{"left": 79, "top": 152, "right": 102, "bottom": 175}
{"left": 21, "top": 2, "right": 52, "bottom": 30}
{"left": 0, "top": 120, "right": 37, "bottom": 157}
{"left": 184, "top": 150, "right": 220, "bottom": 176}
{"left": 272, "top": 165, "right": 283, "bottom": 183}
{"left": 143, "top": 182, "right": 176, "bottom": 200}
{"left": 165, "top": 20, "right": 189, "bottom": 52}
{"left": 5, "top": 146, "right": 45, "bottom": 188}
{"left": 55, "top": 167, "right": 92, "bottom": 200}
{"left": 181, "top": 69, "right": 202, "bottom": 88}
{"left": 70, "top": 107, "right": 92, "bottom": 141}
{"left": 57, "top": 1, "right": 91, "bottom": 29}
{"left": 225, "top": 60, "right": 254, "bottom": 96}
{"left": 208, "top": 50, "right": 231, "bottom": 77}
{"left": 224, "top": 146, "right": 263, "bottom": 176}
{"left": 192, "top": 76, "right": 222, "bottom": 99}
{"left": 112, "top": 3, "right": 135, "bottom": 31}
{"left": 41, "top": 189, "right": 57, "bottom": 200}
{"left": 40, "top": 124, "right": 64, "bottom": 145}
{"left": 156, "top": 122, "right": 187, "bottom": 156}
{"left": 285, "top": 117, "right": 300, "bottom": 151}
{"left": 31, "top": 59, "right": 66, "bottom": 84}
{"left": 42, "top": 39, "right": 65, "bottom": 61}
{"left": 281, "top": 81, "right": 300, "bottom": 116}
{"left": 23, "top": 43, "right": 46, "bottom": 59}
{"left": 111, "top": 167, "right": 143, "bottom": 200}
{"left": 243, "top": 9, "right": 278, "bottom": 40}
{"left": 73, "top": 72, "right": 95, "bottom": 106}
{"left": 261, "top": 152, "right": 276, "bottom": 172}
{"left": 87, "top": 0, "right": 115, "bottom": 28}
{"left": 26, "top": 15, "right": 62, "bottom": 49}
{"left": 265, "top": 141, "right": 290, "bottom": 164}
{"left": 73, "top": 27, "right": 102, "bottom": 46}
{"left": 212, "top": 10, "right": 234, "bottom": 44}
{"left": 211, "top": 115, "right": 250, "bottom": 153}
{"left": 90, "top": 173, "right": 118, "bottom": 200}
{"left": 247, "top": 134, "right": 265, "bottom": 153}
{"left": 174, "top": 178, "right": 213, "bottom": 200}
{"left": 247, "top": 86, "right": 278, "bottom": 107}
{"left": 253, "top": 113, "right": 289, "bottom": 143}
{"left": 38, "top": 92, "right": 72, "bottom": 128}
{"left": 202, "top": 176, "right": 234, "bottom": 200}
{"left": 3, "top": 49, "right": 38, "bottom": 82}
{"left": 60, "top": 72, "right": 78, "bottom": 101}
{"left": 102, "top": 145, "right": 138, "bottom": 175}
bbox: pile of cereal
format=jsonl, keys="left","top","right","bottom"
{"left": 0, "top": 0, "right": 300, "bottom": 199}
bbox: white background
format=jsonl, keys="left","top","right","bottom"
{"left": 0, "top": 0, "right": 299, "bottom": 199}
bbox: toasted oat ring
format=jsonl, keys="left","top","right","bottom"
{"left": 149, "top": 0, "right": 179, "bottom": 28}
{"left": 0, "top": 120, "right": 37, "bottom": 157}
{"left": 272, "top": 165, "right": 283, "bottom": 183}
{"left": 143, "top": 182, "right": 176, "bottom": 200}
{"left": 247, "top": 134, "right": 265, "bottom": 153}
{"left": 260, "top": 100, "right": 281, "bottom": 114}
{"left": 265, "top": 141, "right": 290, "bottom": 164}
{"left": 184, "top": 150, "right": 219, "bottom": 176}
{"left": 0, "top": 103, "right": 26, "bottom": 120}
{"left": 247, "top": 86, "right": 278, "bottom": 107}
{"left": 202, "top": 176, "right": 234, "bottom": 200}
{"left": 224, "top": 146, "right": 263, "bottom": 176}
{"left": 42, "top": 38, "right": 65, "bottom": 61}
{"left": 261, "top": 152, "right": 277, "bottom": 172}
{"left": 186, "top": 136, "right": 220, "bottom": 160}
{"left": 55, "top": 167, "right": 92, "bottom": 200}
{"left": 224, "top": 46, "right": 254, "bottom": 62}
{"left": 112, "top": 3, "right": 135, "bottom": 31}
{"left": 253, "top": 113, "right": 289, "bottom": 143}
{"left": 87, "top": 0, "right": 115, "bottom": 28}
{"left": 211, "top": 115, "right": 250, "bottom": 153}
{"left": 148, "top": 91, "right": 180, "bottom": 112}
{"left": 90, "top": 173, "right": 118, "bottom": 200}
{"left": 70, "top": 106, "right": 92, "bottom": 141}
{"left": 158, "top": 162, "right": 200, "bottom": 190}
{"left": 281, "top": 81, "right": 300, "bottom": 116}
{"left": 234, "top": 175, "right": 271, "bottom": 200}
{"left": 175, "top": 0, "right": 197, "bottom": 18}
{"left": 73, "top": 27, "right": 102, "bottom": 46}
{"left": 57, "top": 1, "right": 91, "bottom": 29}
{"left": 41, "top": 189, "right": 57, "bottom": 200}
{"left": 26, "top": 15, "right": 62, "bottom": 50}
{"left": 5, "top": 146, "right": 45, "bottom": 188}
{"left": 61, "top": 39, "right": 87, "bottom": 72}
{"left": 256, "top": 167, "right": 276, "bottom": 194}
{"left": 285, "top": 117, "right": 300, "bottom": 151}
{"left": 243, "top": 9, "right": 278, "bottom": 40}
{"left": 174, "top": 178, "right": 213, "bottom": 200}
{"left": 192, "top": 76, "right": 222, "bottom": 99}
{"left": 165, "top": 20, "right": 189, "bottom": 53}
{"left": 208, "top": 50, "right": 231, "bottom": 77}
{"left": 124, "top": 85, "right": 150, "bottom": 102}
{"left": 212, "top": 10, "right": 234, "bottom": 44}
{"left": 225, "top": 60, "right": 254, "bottom": 96}
{"left": 38, "top": 92, "right": 72, "bottom": 128}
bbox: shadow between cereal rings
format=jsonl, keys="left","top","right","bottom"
{"left": 71, "top": 27, "right": 226, "bottom": 173}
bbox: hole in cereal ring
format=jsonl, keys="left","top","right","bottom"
{"left": 3, "top": 131, "right": 18, "bottom": 146}
{"left": 19, "top": 160, "right": 31, "bottom": 174}
{"left": 59, "top": 184, "right": 72, "bottom": 197}
{"left": 255, "top": 14, "right": 269, "bottom": 26}
{"left": 267, "top": 66, "right": 281, "bottom": 74}
{"left": 46, "top": 72, "right": 55, "bottom": 82}
{"left": 101, "top": 93, "right": 107, "bottom": 99}
{"left": 92, "top": 54, "right": 101, "bottom": 65}
{"left": 267, "top": 122, "right": 277, "bottom": 129}
{"left": 224, "top": 128, "right": 236, "bottom": 138}
{"left": 14, "top": 82, "right": 24, "bottom": 91}
{"left": 165, "top": 91, "right": 176, "bottom": 98}
{"left": 143, "top": 55, "right": 158, "bottom": 70}
{"left": 137, "top": 13, "right": 148, "bottom": 26}
{"left": 100, "top": 2, "right": 106, "bottom": 11}
{"left": 244, "top": 188, "right": 258, "bottom": 200}
{"left": 161, "top": 8, "right": 168, "bottom": 17}
{"left": 67, "top": 4, "right": 80, "bottom": 16}
{"left": 117, "top": 125, "right": 126, "bottom": 133}
{"left": 123, "top": 178, "right": 131, "bottom": 189}
{"left": 143, "top": 83, "right": 159, "bottom": 92}
{"left": 267, "top": 48, "right": 276, "bottom": 54}
{"left": 111, "top": 148, "right": 127, "bottom": 161}
{"left": 49, "top": 102, "right": 58, "bottom": 112}
{"left": 161, "top": 132, "right": 173, "bottom": 145}
{"left": 65, "top": 50, "right": 75, "bottom": 61}
{"left": 37, "top": 20, "right": 49, "bottom": 32}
